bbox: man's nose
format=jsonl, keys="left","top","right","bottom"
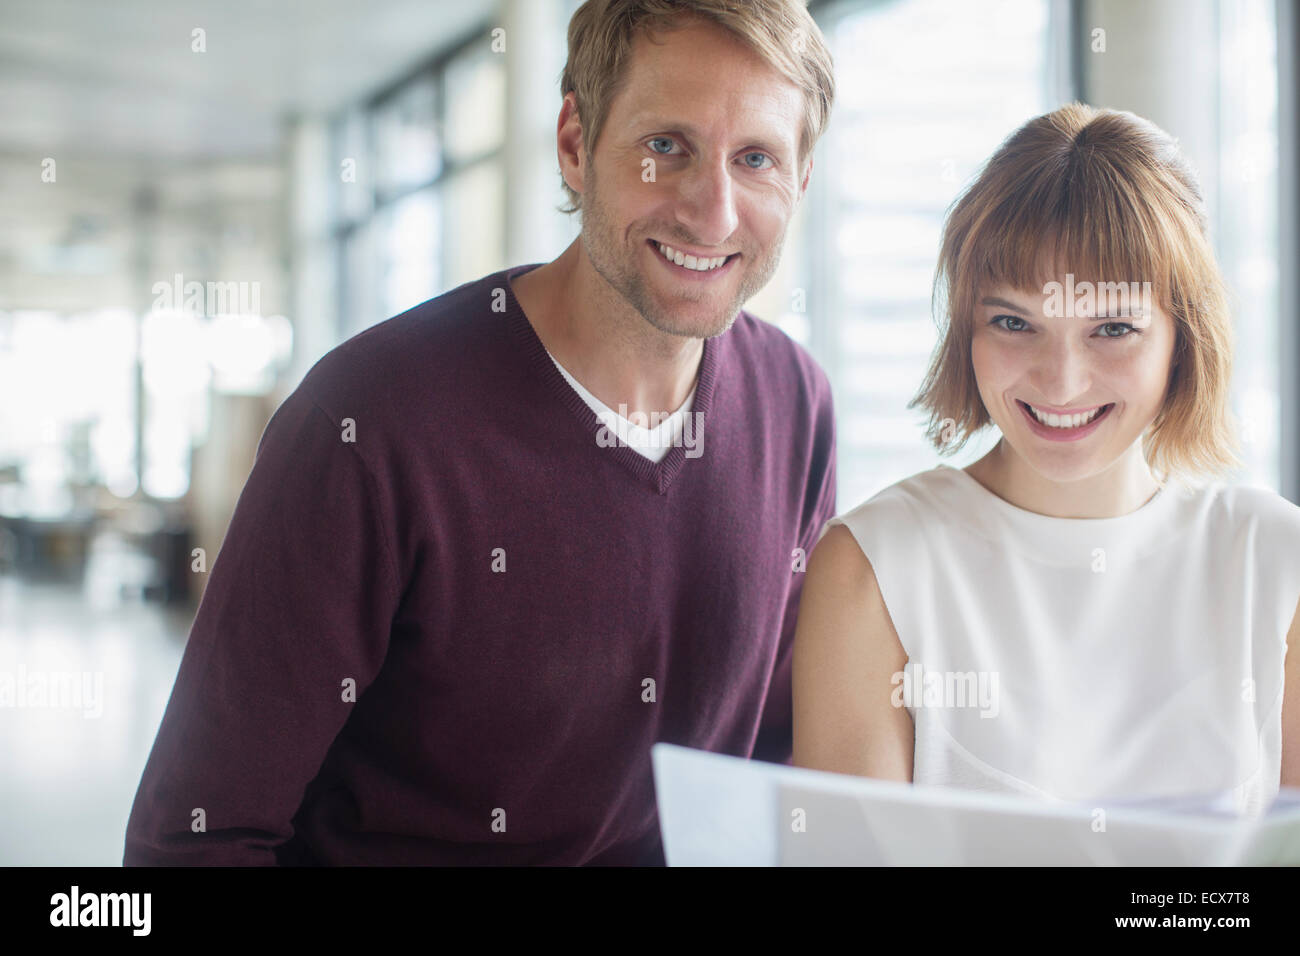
{"left": 672, "top": 155, "right": 739, "bottom": 246}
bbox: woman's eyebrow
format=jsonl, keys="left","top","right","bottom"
{"left": 979, "top": 296, "right": 1031, "bottom": 315}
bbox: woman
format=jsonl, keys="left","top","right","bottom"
{"left": 792, "top": 103, "right": 1300, "bottom": 815}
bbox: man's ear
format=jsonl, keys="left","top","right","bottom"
{"left": 799, "top": 156, "right": 813, "bottom": 198}
{"left": 557, "top": 92, "right": 587, "bottom": 198}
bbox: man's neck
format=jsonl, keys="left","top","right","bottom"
{"left": 509, "top": 239, "right": 704, "bottom": 416}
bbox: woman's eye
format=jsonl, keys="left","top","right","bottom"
{"left": 992, "top": 314, "right": 1028, "bottom": 332}
{"left": 1098, "top": 321, "right": 1136, "bottom": 338}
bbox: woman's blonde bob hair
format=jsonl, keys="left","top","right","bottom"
{"left": 909, "top": 102, "right": 1241, "bottom": 484}
{"left": 558, "top": 0, "right": 835, "bottom": 215}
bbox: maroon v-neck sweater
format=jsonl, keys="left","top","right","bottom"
{"left": 124, "top": 263, "right": 837, "bottom": 865}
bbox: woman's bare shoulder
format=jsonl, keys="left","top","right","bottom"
{"left": 808, "top": 523, "right": 878, "bottom": 591}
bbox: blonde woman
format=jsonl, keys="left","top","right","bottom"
{"left": 793, "top": 103, "right": 1300, "bottom": 815}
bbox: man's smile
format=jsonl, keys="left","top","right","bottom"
{"left": 646, "top": 238, "right": 740, "bottom": 279}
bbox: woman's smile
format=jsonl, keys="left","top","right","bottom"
{"left": 1016, "top": 399, "right": 1115, "bottom": 442}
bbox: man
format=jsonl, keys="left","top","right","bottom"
{"left": 124, "top": 0, "right": 837, "bottom": 866}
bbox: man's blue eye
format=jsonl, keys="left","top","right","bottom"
{"left": 744, "top": 153, "right": 773, "bottom": 169}
{"left": 648, "top": 138, "right": 675, "bottom": 153}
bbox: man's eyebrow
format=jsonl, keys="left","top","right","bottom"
{"left": 980, "top": 296, "right": 1031, "bottom": 314}
{"left": 628, "top": 116, "right": 791, "bottom": 156}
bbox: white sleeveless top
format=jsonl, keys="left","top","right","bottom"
{"left": 824, "top": 464, "right": 1300, "bottom": 816}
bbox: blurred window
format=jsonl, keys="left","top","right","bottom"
{"left": 374, "top": 75, "right": 442, "bottom": 202}
{"left": 381, "top": 187, "right": 441, "bottom": 319}
{"left": 334, "top": 32, "right": 507, "bottom": 332}
{"left": 333, "top": 107, "right": 374, "bottom": 227}
{"left": 805, "top": 0, "right": 1057, "bottom": 509}
{"left": 1217, "top": 0, "right": 1280, "bottom": 491}
{"left": 0, "top": 309, "right": 138, "bottom": 511}
{"left": 440, "top": 159, "right": 504, "bottom": 292}
{"left": 444, "top": 44, "right": 506, "bottom": 165}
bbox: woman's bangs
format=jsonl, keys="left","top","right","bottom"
{"left": 966, "top": 184, "right": 1172, "bottom": 308}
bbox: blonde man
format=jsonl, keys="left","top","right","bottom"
{"left": 126, "top": 0, "right": 837, "bottom": 865}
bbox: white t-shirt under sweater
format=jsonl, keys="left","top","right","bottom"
{"left": 824, "top": 464, "right": 1300, "bottom": 816}
{"left": 545, "top": 348, "right": 696, "bottom": 464}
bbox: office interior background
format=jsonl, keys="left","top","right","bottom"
{"left": 1, "top": 0, "right": 1296, "bottom": 864}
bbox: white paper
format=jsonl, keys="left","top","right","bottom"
{"left": 650, "top": 743, "right": 1300, "bottom": 866}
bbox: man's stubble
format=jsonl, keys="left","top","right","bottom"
{"left": 577, "top": 156, "right": 788, "bottom": 341}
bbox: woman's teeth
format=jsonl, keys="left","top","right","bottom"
{"left": 657, "top": 242, "right": 729, "bottom": 272}
{"left": 1025, "top": 402, "right": 1109, "bottom": 429}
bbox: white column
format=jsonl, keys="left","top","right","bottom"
{"left": 1080, "top": 0, "right": 1220, "bottom": 230}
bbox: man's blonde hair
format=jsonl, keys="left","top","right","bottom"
{"left": 558, "top": 0, "right": 835, "bottom": 214}
{"left": 909, "top": 102, "right": 1241, "bottom": 484}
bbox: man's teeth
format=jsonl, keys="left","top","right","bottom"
{"left": 1026, "top": 403, "right": 1108, "bottom": 429}
{"left": 657, "top": 242, "right": 729, "bottom": 271}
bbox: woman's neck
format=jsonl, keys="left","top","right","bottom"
{"left": 962, "top": 440, "right": 1163, "bottom": 519}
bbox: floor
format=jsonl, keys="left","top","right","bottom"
{"left": 0, "top": 532, "right": 192, "bottom": 865}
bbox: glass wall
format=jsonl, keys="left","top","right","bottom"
{"left": 1217, "top": 0, "right": 1281, "bottom": 491}
{"left": 799, "top": 0, "right": 1059, "bottom": 510}
{"left": 790, "top": 0, "right": 1283, "bottom": 509}
{"left": 328, "top": 32, "right": 508, "bottom": 341}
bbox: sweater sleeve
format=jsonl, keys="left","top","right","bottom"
{"left": 123, "top": 386, "right": 401, "bottom": 865}
{"left": 751, "top": 378, "right": 838, "bottom": 766}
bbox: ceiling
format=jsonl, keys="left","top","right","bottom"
{"left": 0, "top": 0, "right": 494, "bottom": 163}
